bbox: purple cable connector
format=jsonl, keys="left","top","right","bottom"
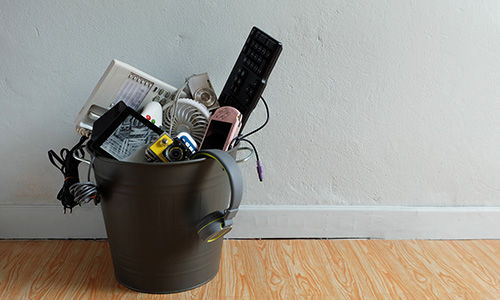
{"left": 256, "top": 160, "right": 264, "bottom": 181}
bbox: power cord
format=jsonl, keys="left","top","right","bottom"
{"left": 69, "top": 155, "right": 100, "bottom": 206}
{"left": 237, "top": 96, "right": 270, "bottom": 140}
{"left": 48, "top": 136, "right": 100, "bottom": 213}
{"left": 232, "top": 96, "right": 270, "bottom": 181}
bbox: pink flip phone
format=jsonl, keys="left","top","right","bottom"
{"left": 200, "top": 106, "right": 242, "bottom": 151}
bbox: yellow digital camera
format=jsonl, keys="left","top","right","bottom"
{"left": 145, "top": 133, "right": 174, "bottom": 162}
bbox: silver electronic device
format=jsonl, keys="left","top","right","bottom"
{"left": 74, "top": 59, "right": 181, "bottom": 136}
{"left": 187, "top": 73, "right": 219, "bottom": 111}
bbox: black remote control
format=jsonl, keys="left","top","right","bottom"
{"left": 218, "top": 27, "right": 282, "bottom": 131}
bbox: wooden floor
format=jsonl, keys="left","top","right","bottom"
{"left": 1, "top": 240, "right": 500, "bottom": 299}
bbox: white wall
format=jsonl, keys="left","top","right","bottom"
{"left": 2, "top": 0, "right": 500, "bottom": 238}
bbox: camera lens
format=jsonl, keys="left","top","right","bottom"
{"left": 195, "top": 88, "right": 216, "bottom": 106}
{"left": 167, "top": 147, "right": 183, "bottom": 161}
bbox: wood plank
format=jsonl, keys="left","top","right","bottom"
{"left": 1, "top": 240, "right": 500, "bottom": 299}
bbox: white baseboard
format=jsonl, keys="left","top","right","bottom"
{"left": 0, "top": 205, "right": 107, "bottom": 239}
{"left": 228, "top": 205, "right": 500, "bottom": 239}
{"left": 2, "top": 205, "right": 500, "bottom": 239}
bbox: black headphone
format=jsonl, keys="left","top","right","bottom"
{"left": 192, "top": 149, "right": 243, "bottom": 243}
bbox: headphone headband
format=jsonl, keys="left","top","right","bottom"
{"left": 192, "top": 149, "right": 243, "bottom": 225}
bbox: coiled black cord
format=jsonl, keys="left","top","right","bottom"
{"left": 48, "top": 136, "right": 100, "bottom": 212}
{"left": 69, "top": 156, "right": 100, "bottom": 206}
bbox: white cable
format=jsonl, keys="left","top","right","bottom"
{"left": 69, "top": 182, "right": 99, "bottom": 205}
{"left": 163, "top": 80, "right": 189, "bottom": 136}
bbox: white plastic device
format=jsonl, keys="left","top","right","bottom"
{"left": 74, "top": 59, "right": 181, "bottom": 136}
{"left": 140, "top": 101, "right": 163, "bottom": 128}
{"left": 162, "top": 98, "right": 210, "bottom": 145}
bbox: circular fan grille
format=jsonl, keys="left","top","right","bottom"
{"left": 162, "top": 98, "right": 210, "bottom": 145}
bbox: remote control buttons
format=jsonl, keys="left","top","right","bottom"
{"left": 237, "top": 68, "right": 247, "bottom": 78}
{"left": 265, "top": 39, "right": 277, "bottom": 50}
{"left": 230, "top": 67, "right": 249, "bottom": 95}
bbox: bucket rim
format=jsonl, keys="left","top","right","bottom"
{"left": 91, "top": 147, "right": 239, "bottom": 166}
{"left": 94, "top": 154, "right": 209, "bottom": 166}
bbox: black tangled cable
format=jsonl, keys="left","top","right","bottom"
{"left": 48, "top": 136, "right": 100, "bottom": 213}
{"left": 231, "top": 96, "right": 270, "bottom": 181}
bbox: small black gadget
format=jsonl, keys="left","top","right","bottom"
{"left": 164, "top": 137, "right": 191, "bottom": 162}
{"left": 89, "top": 101, "right": 164, "bottom": 160}
{"left": 218, "top": 26, "right": 282, "bottom": 130}
{"left": 193, "top": 149, "right": 243, "bottom": 242}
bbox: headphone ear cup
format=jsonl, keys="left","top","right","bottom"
{"left": 196, "top": 211, "right": 232, "bottom": 242}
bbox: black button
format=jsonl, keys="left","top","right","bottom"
{"left": 257, "top": 34, "right": 267, "bottom": 44}
{"left": 265, "top": 40, "right": 276, "bottom": 50}
{"left": 246, "top": 87, "right": 255, "bottom": 96}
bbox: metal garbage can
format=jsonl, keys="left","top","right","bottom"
{"left": 93, "top": 151, "right": 241, "bottom": 294}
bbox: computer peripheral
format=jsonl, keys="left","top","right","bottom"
{"left": 218, "top": 27, "right": 282, "bottom": 131}
{"left": 193, "top": 149, "right": 243, "bottom": 242}
{"left": 140, "top": 101, "right": 163, "bottom": 128}
{"left": 200, "top": 106, "right": 242, "bottom": 151}
{"left": 74, "top": 59, "right": 181, "bottom": 136}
